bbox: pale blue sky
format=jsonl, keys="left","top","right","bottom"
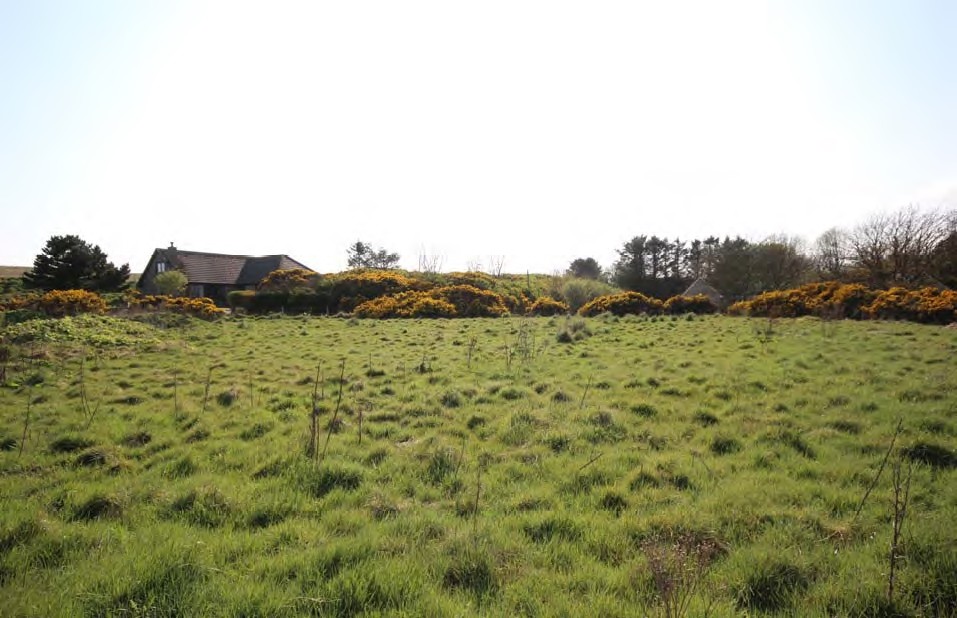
{"left": 1, "top": 0, "right": 955, "bottom": 274}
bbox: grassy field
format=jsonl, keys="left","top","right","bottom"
{"left": 0, "top": 313, "right": 955, "bottom": 616}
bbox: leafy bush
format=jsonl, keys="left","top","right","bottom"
{"left": 354, "top": 285, "right": 508, "bottom": 319}
{"left": 579, "top": 291, "right": 663, "bottom": 317}
{"left": 128, "top": 293, "right": 225, "bottom": 319}
{"left": 36, "top": 289, "right": 107, "bottom": 317}
{"left": 864, "top": 286, "right": 957, "bottom": 324}
{"left": 555, "top": 277, "right": 617, "bottom": 312}
{"left": 527, "top": 296, "right": 568, "bottom": 316}
{"left": 327, "top": 270, "right": 429, "bottom": 312}
{"left": 258, "top": 268, "right": 320, "bottom": 293}
{"left": 663, "top": 294, "right": 718, "bottom": 315}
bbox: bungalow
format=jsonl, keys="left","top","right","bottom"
{"left": 137, "top": 244, "right": 312, "bottom": 305}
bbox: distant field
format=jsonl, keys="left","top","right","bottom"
{"left": 0, "top": 266, "right": 29, "bottom": 278}
{"left": 0, "top": 314, "right": 955, "bottom": 616}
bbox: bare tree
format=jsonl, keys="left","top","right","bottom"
{"left": 417, "top": 249, "right": 444, "bottom": 274}
{"left": 849, "top": 206, "right": 950, "bottom": 287}
{"left": 487, "top": 256, "right": 506, "bottom": 277}
{"left": 814, "top": 228, "right": 850, "bottom": 281}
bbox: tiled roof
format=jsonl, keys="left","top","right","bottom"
{"left": 153, "top": 249, "right": 312, "bottom": 286}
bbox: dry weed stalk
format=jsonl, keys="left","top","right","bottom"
{"left": 887, "top": 456, "right": 913, "bottom": 605}
{"left": 642, "top": 533, "right": 719, "bottom": 618}
{"left": 854, "top": 418, "right": 904, "bottom": 520}
{"left": 317, "top": 359, "right": 346, "bottom": 467}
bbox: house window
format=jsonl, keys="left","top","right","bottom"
{"left": 157, "top": 262, "right": 167, "bottom": 273}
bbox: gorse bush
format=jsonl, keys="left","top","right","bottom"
{"left": 578, "top": 291, "right": 663, "bottom": 317}
{"left": 662, "top": 294, "right": 718, "bottom": 315}
{"left": 526, "top": 296, "right": 568, "bottom": 316}
{"left": 257, "top": 268, "right": 320, "bottom": 293}
{"left": 354, "top": 285, "right": 509, "bottom": 319}
{"left": 128, "top": 293, "right": 225, "bottom": 319}
{"left": 36, "top": 289, "right": 107, "bottom": 317}
{"left": 729, "top": 281, "right": 957, "bottom": 324}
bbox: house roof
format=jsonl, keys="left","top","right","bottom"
{"left": 143, "top": 247, "right": 312, "bottom": 286}
{"left": 682, "top": 277, "right": 724, "bottom": 304}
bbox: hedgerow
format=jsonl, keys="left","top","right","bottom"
{"left": 578, "top": 291, "right": 663, "bottom": 317}
{"left": 729, "top": 282, "right": 956, "bottom": 324}
{"left": 662, "top": 294, "right": 718, "bottom": 315}
{"left": 354, "top": 285, "right": 509, "bottom": 319}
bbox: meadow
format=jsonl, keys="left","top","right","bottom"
{"left": 0, "top": 313, "right": 955, "bottom": 616}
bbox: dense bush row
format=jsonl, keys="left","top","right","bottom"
{"left": 728, "top": 282, "right": 957, "bottom": 324}
{"left": 127, "top": 293, "right": 227, "bottom": 319}
{"left": 354, "top": 285, "right": 510, "bottom": 319}
{"left": 578, "top": 293, "right": 718, "bottom": 317}
{"left": 231, "top": 270, "right": 539, "bottom": 316}
{"left": 0, "top": 290, "right": 225, "bottom": 321}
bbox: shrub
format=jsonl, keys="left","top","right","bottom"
{"left": 153, "top": 270, "right": 188, "bottom": 296}
{"left": 527, "top": 296, "right": 568, "bottom": 316}
{"left": 128, "top": 293, "right": 225, "bottom": 319}
{"left": 579, "top": 291, "right": 663, "bottom": 317}
{"left": 258, "top": 268, "right": 320, "bottom": 293}
{"left": 354, "top": 285, "right": 507, "bottom": 319}
{"left": 557, "top": 277, "right": 617, "bottom": 312}
{"left": 37, "top": 289, "right": 107, "bottom": 317}
{"left": 864, "top": 286, "right": 957, "bottom": 324}
{"left": 327, "top": 270, "right": 428, "bottom": 312}
{"left": 433, "top": 285, "right": 509, "bottom": 317}
{"left": 663, "top": 294, "right": 718, "bottom": 315}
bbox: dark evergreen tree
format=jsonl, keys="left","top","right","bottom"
{"left": 566, "top": 257, "right": 603, "bottom": 280}
{"left": 23, "top": 235, "right": 130, "bottom": 291}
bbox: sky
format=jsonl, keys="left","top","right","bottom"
{"left": 1, "top": 0, "right": 955, "bottom": 275}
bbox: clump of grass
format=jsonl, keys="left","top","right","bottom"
{"left": 121, "top": 431, "right": 152, "bottom": 447}
{"left": 499, "top": 386, "right": 528, "bottom": 401}
{"left": 599, "top": 491, "right": 628, "bottom": 516}
{"left": 426, "top": 448, "right": 457, "bottom": 485}
{"left": 631, "top": 403, "right": 658, "bottom": 418}
{"left": 767, "top": 429, "right": 816, "bottom": 458}
{"left": 630, "top": 470, "right": 661, "bottom": 490}
{"left": 163, "top": 456, "right": 197, "bottom": 479}
{"left": 49, "top": 434, "right": 95, "bottom": 453}
{"left": 366, "top": 492, "right": 402, "bottom": 520}
{"left": 184, "top": 427, "right": 210, "bottom": 443}
{"left": 239, "top": 422, "right": 272, "bottom": 441}
{"left": 169, "top": 485, "right": 232, "bottom": 528}
{"left": 364, "top": 447, "right": 389, "bottom": 467}
{"left": 556, "top": 317, "right": 592, "bottom": 343}
{"left": 74, "top": 447, "right": 110, "bottom": 467}
{"left": 440, "top": 390, "right": 462, "bottom": 408}
{"left": 466, "top": 415, "right": 486, "bottom": 430}
{"left": 300, "top": 463, "right": 364, "bottom": 497}
{"left": 72, "top": 493, "right": 123, "bottom": 521}
{"left": 544, "top": 433, "right": 571, "bottom": 453}
{"left": 901, "top": 442, "right": 956, "bottom": 469}
{"left": 710, "top": 435, "right": 741, "bottom": 455}
{"left": 246, "top": 503, "right": 292, "bottom": 528}
{"left": 523, "top": 516, "right": 583, "bottom": 543}
{"left": 734, "top": 558, "right": 813, "bottom": 612}
{"left": 551, "top": 390, "right": 571, "bottom": 403}
{"left": 693, "top": 411, "right": 718, "bottom": 426}
{"left": 216, "top": 388, "right": 240, "bottom": 407}
{"left": 827, "top": 420, "right": 862, "bottom": 434}
{"left": 443, "top": 541, "right": 499, "bottom": 598}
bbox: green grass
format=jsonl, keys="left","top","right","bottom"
{"left": 1, "top": 313, "right": 956, "bottom": 616}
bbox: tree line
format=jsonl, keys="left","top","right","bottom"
{"left": 591, "top": 205, "right": 956, "bottom": 300}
